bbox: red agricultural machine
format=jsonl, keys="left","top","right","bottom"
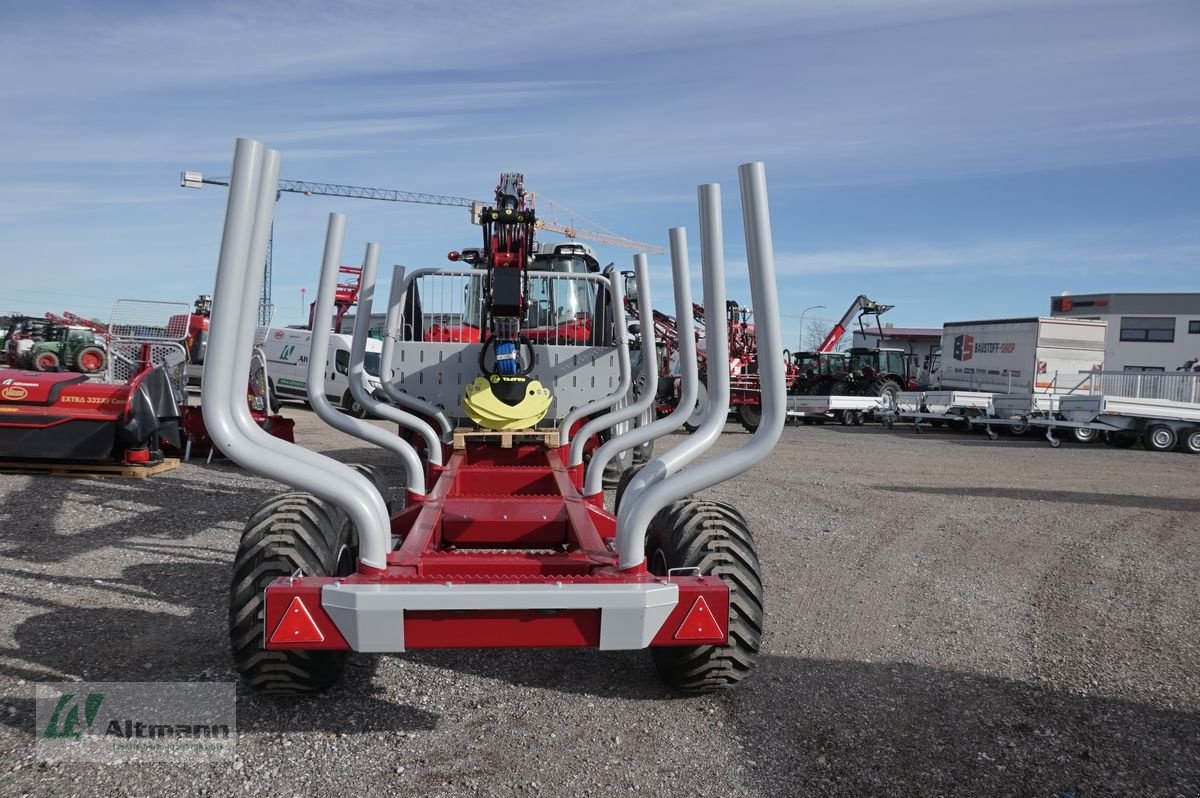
{"left": 0, "top": 301, "right": 192, "bottom": 465}
{"left": 205, "top": 138, "right": 785, "bottom": 694}
{"left": 627, "top": 289, "right": 798, "bottom": 433}
{"left": 0, "top": 297, "right": 293, "bottom": 467}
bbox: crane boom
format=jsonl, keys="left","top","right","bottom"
{"left": 817, "top": 295, "right": 894, "bottom": 353}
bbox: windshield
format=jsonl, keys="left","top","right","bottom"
{"left": 461, "top": 271, "right": 594, "bottom": 331}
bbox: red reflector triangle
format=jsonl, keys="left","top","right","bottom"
{"left": 674, "top": 596, "right": 723, "bottom": 641}
{"left": 269, "top": 597, "right": 325, "bottom": 644}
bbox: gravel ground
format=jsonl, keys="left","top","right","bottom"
{"left": 0, "top": 407, "right": 1196, "bottom": 797}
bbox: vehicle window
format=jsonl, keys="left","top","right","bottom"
{"left": 335, "top": 349, "right": 349, "bottom": 375}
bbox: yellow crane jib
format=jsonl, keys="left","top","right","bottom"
{"left": 463, "top": 375, "right": 552, "bottom": 430}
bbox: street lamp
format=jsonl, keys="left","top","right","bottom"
{"left": 300, "top": 287, "right": 307, "bottom": 324}
{"left": 798, "top": 305, "right": 826, "bottom": 350}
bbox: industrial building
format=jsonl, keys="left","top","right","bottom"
{"left": 1049, "top": 292, "right": 1200, "bottom": 372}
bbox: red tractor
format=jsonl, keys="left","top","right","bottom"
{"left": 204, "top": 138, "right": 785, "bottom": 695}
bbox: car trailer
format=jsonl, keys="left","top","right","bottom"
{"left": 202, "top": 139, "right": 786, "bottom": 694}
{"left": 787, "top": 394, "right": 893, "bottom": 427}
{"left": 1029, "top": 394, "right": 1200, "bottom": 452}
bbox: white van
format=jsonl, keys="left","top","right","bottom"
{"left": 256, "top": 326, "right": 384, "bottom": 418}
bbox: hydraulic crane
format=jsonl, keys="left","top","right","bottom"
{"left": 181, "top": 171, "right": 662, "bottom": 325}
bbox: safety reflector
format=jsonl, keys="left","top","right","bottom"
{"left": 269, "top": 597, "right": 325, "bottom": 644}
{"left": 674, "top": 596, "right": 723, "bottom": 641}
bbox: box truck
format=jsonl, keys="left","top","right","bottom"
{"left": 936, "top": 317, "right": 1106, "bottom": 394}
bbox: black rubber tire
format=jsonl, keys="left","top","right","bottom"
{"left": 75, "top": 345, "right": 106, "bottom": 374}
{"left": 736, "top": 403, "right": 761, "bottom": 433}
{"left": 267, "top": 378, "right": 283, "bottom": 414}
{"left": 632, "top": 438, "right": 654, "bottom": 466}
{"left": 1072, "top": 427, "right": 1099, "bottom": 444}
{"left": 1142, "top": 423, "right": 1177, "bottom": 453}
{"left": 229, "top": 492, "right": 357, "bottom": 694}
{"left": 646, "top": 499, "right": 763, "bottom": 693}
{"left": 614, "top": 463, "right": 645, "bottom": 513}
{"left": 33, "top": 350, "right": 60, "bottom": 372}
{"left": 349, "top": 463, "right": 392, "bottom": 513}
{"left": 683, "top": 382, "right": 708, "bottom": 434}
{"left": 1179, "top": 427, "right": 1200, "bottom": 454}
{"left": 342, "top": 390, "right": 367, "bottom": 419}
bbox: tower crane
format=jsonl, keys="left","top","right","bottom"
{"left": 181, "top": 171, "right": 662, "bottom": 325}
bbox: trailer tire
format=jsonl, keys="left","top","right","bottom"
{"left": 646, "top": 499, "right": 763, "bottom": 693}
{"left": 683, "top": 382, "right": 708, "bottom": 433}
{"left": 76, "top": 346, "right": 106, "bottom": 374}
{"left": 229, "top": 492, "right": 357, "bottom": 694}
{"left": 349, "top": 463, "right": 392, "bottom": 513}
{"left": 342, "top": 390, "right": 367, "bottom": 419}
{"left": 1180, "top": 428, "right": 1200, "bottom": 454}
{"left": 632, "top": 438, "right": 654, "bottom": 466}
{"left": 1072, "top": 427, "right": 1099, "bottom": 444}
{"left": 736, "top": 403, "right": 761, "bottom": 433}
{"left": 1142, "top": 424, "right": 1177, "bottom": 453}
{"left": 614, "top": 464, "right": 645, "bottom": 513}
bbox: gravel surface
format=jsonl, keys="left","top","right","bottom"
{"left": 0, "top": 407, "right": 1196, "bottom": 796}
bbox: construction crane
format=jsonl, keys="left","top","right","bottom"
{"left": 181, "top": 171, "right": 662, "bottom": 325}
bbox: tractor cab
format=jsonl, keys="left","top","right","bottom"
{"left": 436, "top": 242, "right": 604, "bottom": 345}
{"left": 847, "top": 347, "right": 907, "bottom": 380}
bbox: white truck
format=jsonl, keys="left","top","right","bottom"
{"left": 936, "top": 317, "right": 1107, "bottom": 394}
{"left": 255, "top": 326, "right": 384, "bottom": 418}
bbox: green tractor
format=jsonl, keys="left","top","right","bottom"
{"left": 27, "top": 326, "right": 108, "bottom": 374}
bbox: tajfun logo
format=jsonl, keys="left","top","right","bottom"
{"left": 953, "top": 334, "right": 975, "bottom": 362}
{"left": 43, "top": 692, "right": 104, "bottom": 739}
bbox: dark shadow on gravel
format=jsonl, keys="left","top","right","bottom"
{"left": 0, "top": 477, "right": 276, "bottom": 564}
{"left": 403, "top": 648, "right": 676, "bottom": 701}
{"left": 878, "top": 485, "right": 1200, "bottom": 512}
{"left": 733, "top": 656, "right": 1199, "bottom": 797}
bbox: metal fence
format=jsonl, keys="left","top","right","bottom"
{"left": 1085, "top": 370, "right": 1200, "bottom": 404}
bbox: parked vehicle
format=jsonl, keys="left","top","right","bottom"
{"left": 936, "top": 317, "right": 1107, "bottom": 393}
{"left": 256, "top": 326, "right": 384, "bottom": 418}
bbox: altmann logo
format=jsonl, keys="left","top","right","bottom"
{"left": 42, "top": 689, "right": 230, "bottom": 740}
{"left": 43, "top": 692, "right": 104, "bottom": 739}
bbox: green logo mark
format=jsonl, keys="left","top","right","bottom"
{"left": 43, "top": 692, "right": 104, "bottom": 739}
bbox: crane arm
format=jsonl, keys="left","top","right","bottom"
{"left": 182, "top": 171, "right": 660, "bottom": 252}
{"left": 817, "top": 295, "right": 894, "bottom": 353}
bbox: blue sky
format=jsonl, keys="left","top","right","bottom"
{"left": 1, "top": 0, "right": 1197, "bottom": 344}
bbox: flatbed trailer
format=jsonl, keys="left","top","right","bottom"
{"left": 787, "top": 394, "right": 891, "bottom": 426}
{"left": 1030, "top": 394, "right": 1200, "bottom": 452}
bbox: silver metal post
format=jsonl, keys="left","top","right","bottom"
{"left": 379, "top": 264, "right": 453, "bottom": 441}
{"left": 616, "top": 166, "right": 784, "bottom": 570}
{"left": 584, "top": 250, "right": 687, "bottom": 495}
{"left": 572, "top": 255, "right": 657, "bottom": 470}
{"left": 558, "top": 267, "right": 632, "bottom": 450}
{"left": 200, "top": 140, "right": 392, "bottom": 571}
{"left": 348, "top": 244, "right": 442, "bottom": 468}
{"left": 589, "top": 227, "right": 699, "bottom": 502}
{"left": 306, "top": 217, "right": 426, "bottom": 496}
